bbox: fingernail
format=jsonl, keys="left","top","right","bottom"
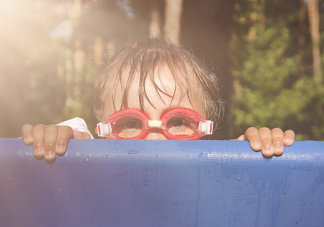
{"left": 253, "top": 140, "right": 261, "bottom": 148}
{"left": 35, "top": 146, "right": 43, "bottom": 155}
{"left": 274, "top": 142, "right": 282, "bottom": 151}
{"left": 57, "top": 144, "right": 64, "bottom": 151}
{"left": 47, "top": 150, "right": 54, "bottom": 158}
{"left": 26, "top": 136, "right": 33, "bottom": 143}
{"left": 263, "top": 144, "right": 272, "bottom": 154}
{"left": 284, "top": 137, "right": 292, "bottom": 144}
{"left": 57, "top": 144, "right": 65, "bottom": 154}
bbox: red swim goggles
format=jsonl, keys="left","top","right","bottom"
{"left": 96, "top": 107, "right": 213, "bottom": 140}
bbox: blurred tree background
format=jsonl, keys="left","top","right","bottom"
{"left": 0, "top": 0, "right": 323, "bottom": 140}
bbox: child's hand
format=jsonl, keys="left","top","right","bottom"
{"left": 21, "top": 124, "right": 91, "bottom": 162}
{"left": 236, "top": 127, "right": 295, "bottom": 158}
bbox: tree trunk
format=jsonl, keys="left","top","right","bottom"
{"left": 308, "top": 0, "right": 322, "bottom": 82}
{"left": 74, "top": 39, "right": 86, "bottom": 71}
{"left": 94, "top": 36, "right": 103, "bottom": 69}
{"left": 298, "top": 0, "right": 306, "bottom": 75}
{"left": 164, "top": 0, "right": 183, "bottom": 45}
{"left": 150, "top": 0, "right": 161, "bottom": 38}
{"left": 106, "top": 41, "right": 115, "bottom": 61}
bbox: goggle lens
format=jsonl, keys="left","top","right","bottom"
{"left": 166, "top": 115, "right": 198, "bottom": 136}
{"left": 112, "top": 116, "right": 144, "bottom": 139}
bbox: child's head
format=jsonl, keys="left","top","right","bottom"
{"left": 94, "top": 38, "right": 223, "bottom": 139}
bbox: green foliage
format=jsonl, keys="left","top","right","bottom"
{"left": 229, "top": 0, "right": 324, "bottom": 140}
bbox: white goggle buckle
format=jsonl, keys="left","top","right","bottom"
{"left": 198, "top": 120, "right": 213, "bottom": 135}
{"left": 96, "top": 122, "right": 112, "bottom": 137}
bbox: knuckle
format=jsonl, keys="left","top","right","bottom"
{"left": 245, "top": 127, "right": 257, "bottom": 134}
{"left": 34, "top": 124, "right": 45, "bottom": 130}
{"left": 45, "top": 124, "right": 58, "bottom": 130}
{"left": 250, "top": 135, "right": 260, "bottom": 143}
{"left": 272, "top": 128, "right": 284, "bottom": 136}
{"left": 272, "top": 127, "right": 283, "bottom": 132}
{"left": 22, "top": 125, "right": 32, "bottom": 137}
{"left": 61, "top": 125, "right": 73, "bottom": 132}
{"left": 84, "top": 133, "right": 91, "bottom": 139}
{"left": 58, "top": 126, "right": 73, "bottom": 137}
{"left": 22, "top": 124, "right": 32, "bottom": 130}
{"left": 247, "top": 126, "right": 257, "bottom": 131}
{"left": 259, "top": 127, "right": 271, "bottom": 134}
{"left": 285, "top": 129, "right": 295, "bottom": 135}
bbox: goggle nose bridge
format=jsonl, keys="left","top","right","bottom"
{"left": 147, "top": 120, "right": 163, "bottom": 129}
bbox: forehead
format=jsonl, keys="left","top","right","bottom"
{"left": 103, "top": 65, "right": 205, "bottom": 118}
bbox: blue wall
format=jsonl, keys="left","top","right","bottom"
{"left": 0, "top": 138, "right": 323, "bottom": 227}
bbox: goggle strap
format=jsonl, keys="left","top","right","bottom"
{"left": 198, "top": 120, "right": 213, "bottom": 135}
{"left": 96, "top": 122, "right": 112, "bottom": 137}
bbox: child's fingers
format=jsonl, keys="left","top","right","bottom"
{"left": 82, "top": 132, "right": 91, "bottom": 139}
{"left": 244, "top": 127, "right": 262, "bottom": 151}
{"left": 44, "top": 125, "right": 58, "bottom": 162}
{"left": 56, "top": 126, "right": 73, "bottom": 156}
{"left": 235, "top": 135, "right": 245, "bottom": 141}
{"left": 283, "top": 130, "right": 295, "bottom": 146}
{"left": 258, "top": 127, "right": 274, "bottom": 158}
{"left": 271, "top": 128, "right": 284, "bottom": 156}
{"left": 21, "top": 124, "right": 34, "bottom": 145}
{"left": 32, "top": 124, "right": 46, "bottom": 159}
{"left": 72, "top": 130, "right": 91, "bottom": 139}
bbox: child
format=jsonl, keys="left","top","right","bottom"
{"left": 21, "top": 38, "right": 295, "bottom": 162}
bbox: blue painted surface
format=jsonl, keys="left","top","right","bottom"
{"left": 0, "top": 138, "right": 323, "bottom": 227}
